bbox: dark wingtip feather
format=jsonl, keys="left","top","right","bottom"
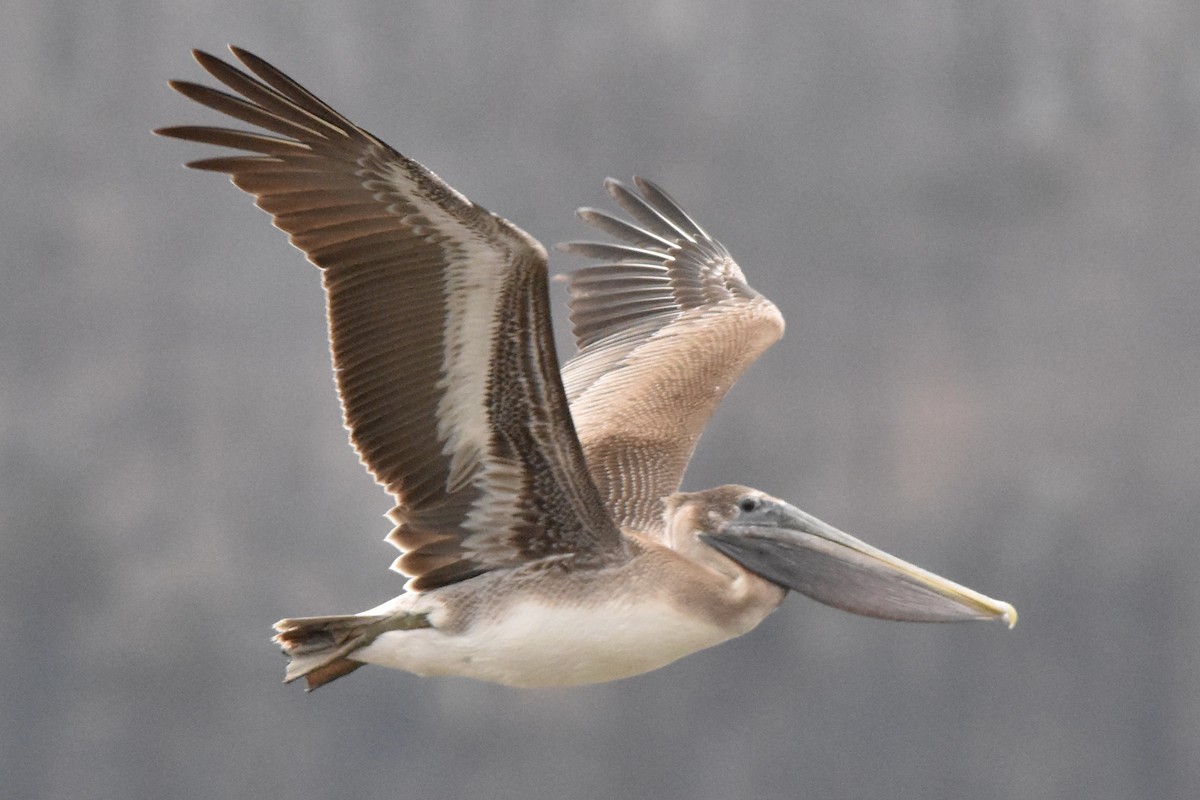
{"left": 191, "top": 48, "right": 226, "bottom": 74}
{"left": 228, "top": 44, "right": 258, "bottom": 64}
{"left": 154, "top": 125, "right": 191, "bottom": 140}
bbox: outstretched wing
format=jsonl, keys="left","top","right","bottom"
{"left": 558, "top": 178, "right": 784, "bottom": 539}
{"left": 159, "top": 47, "right": 624, "bottom": 591}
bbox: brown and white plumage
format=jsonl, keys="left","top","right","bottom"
{"left": 159, "top": 48, "right": 1014, "bottom": 691}
{"left": 160, "top": 48, "right": 623, "bottom": 595}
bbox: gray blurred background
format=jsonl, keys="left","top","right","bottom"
{"left": 6, "top": 2, "right": 1200, "bottom": 798}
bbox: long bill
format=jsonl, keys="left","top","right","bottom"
{"left": 701, "top": 503, "right": 1017, "bottom": 627}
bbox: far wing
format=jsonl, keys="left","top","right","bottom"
{"left": 159, "top": 48, "right": 624, "bottom": 590}
{"left": 558, "top": 178, "right": 784, "bottom": 539}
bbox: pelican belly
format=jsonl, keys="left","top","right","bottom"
{"left": 353, "top": 598, "right": 739, "bottom": 687}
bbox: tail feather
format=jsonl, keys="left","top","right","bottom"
{"left": 272, "top": 611, "right": 431, "bottom": 691}
{"left": 294, "top": 654, "right": 366, "bottom": 690}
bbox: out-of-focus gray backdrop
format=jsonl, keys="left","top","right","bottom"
{"left": 7, "top": 2, "right": 1199, "bottom": 798}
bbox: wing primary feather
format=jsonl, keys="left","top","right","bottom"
{"left": 228, "top": 46, "right": 362, "bottom": 133}
{"left": 575, "top": 207, "right": 676, "bottom": 250}
{"left": 165, "top": 80, "right": 329, "bottom": 140}
{"left": 557, "top": 241, "right": 671, "bottom": 263}
{"left": 603, "top": 178, "right": 696, "bottom": 243}
{"left": 156, "top": 125, "right": 310, "bottom": 157}
{"left": 632, "top": 176, "right": 711, "bottom": 241}
{"left": 190, "top": 50, "right": 352, "bottom": 141}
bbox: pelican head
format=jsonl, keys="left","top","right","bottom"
{"left": 672, "top": 486, "right": 1017, "bottom": 627}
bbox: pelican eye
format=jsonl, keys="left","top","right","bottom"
{"left": 737, "top": 497, "right": 761, "bottom": 513}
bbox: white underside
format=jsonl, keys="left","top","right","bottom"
{"left": 352, "top": 594, "right": 741, "bottom": 687}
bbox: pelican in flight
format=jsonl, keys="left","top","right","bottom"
{"left": 159, "top": 47, "right": 1015, "bottom": 691}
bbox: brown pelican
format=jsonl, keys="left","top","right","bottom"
{"left": 158, "top": 47, "right": 1015, "bottom": 691}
